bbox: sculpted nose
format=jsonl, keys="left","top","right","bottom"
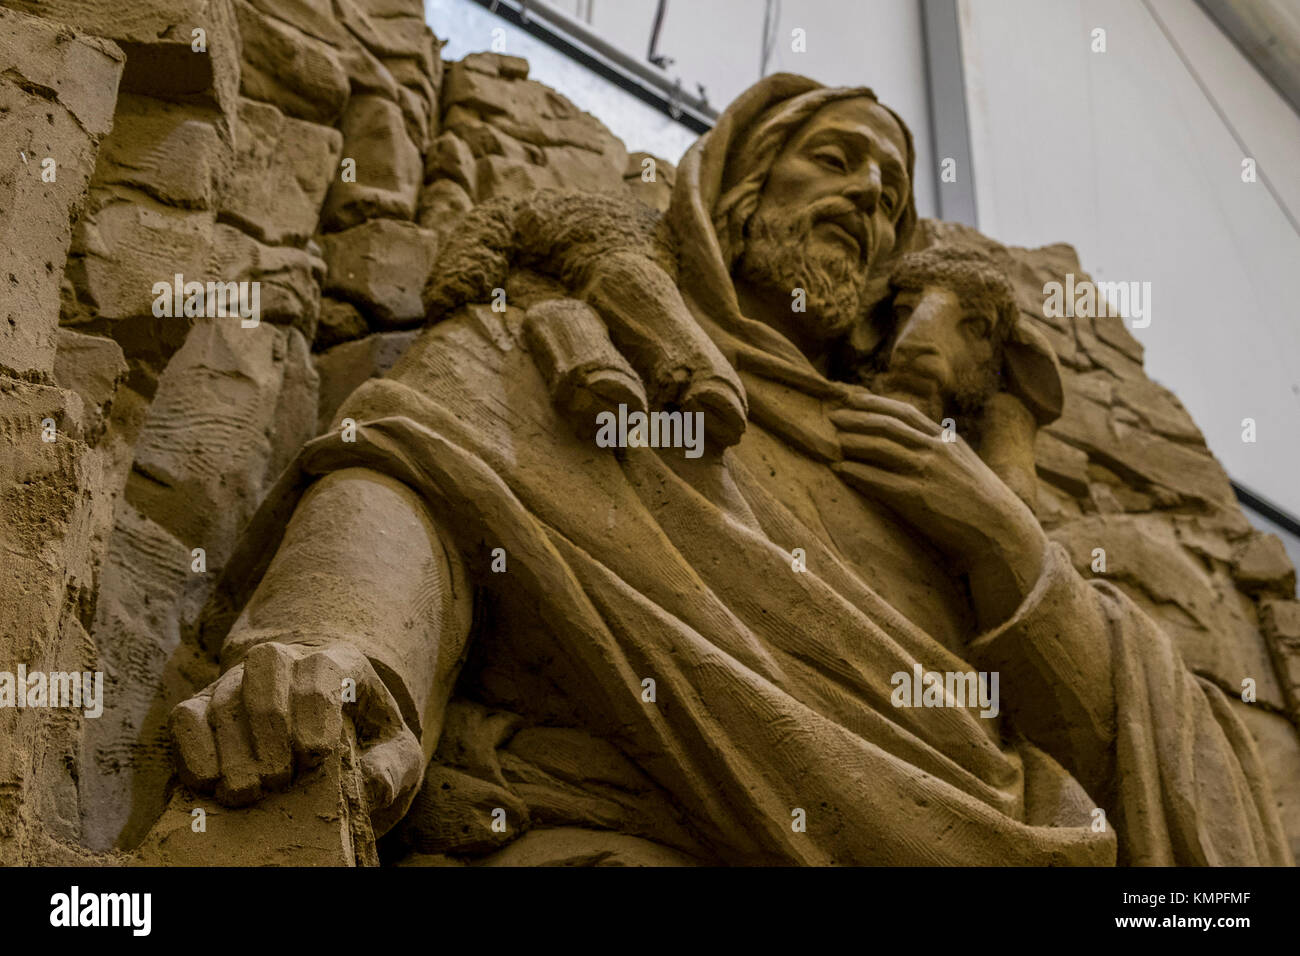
{"left": 892, "top": 331, "right": 939, "bottom": 362}
{"left": 892, "top": 297, "right": 949, "bottom": 359}
{"left": 894, "top": 315, "right": 939, "bottom": 357}
{"left": 843, "top": 164, "right": 882, "bottom": 216}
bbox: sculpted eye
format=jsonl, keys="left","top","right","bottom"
{"left": 891, "top": 294, "right": 916, "bottom": 324}
{"left": 881, "top": 191, "right": 898, "bottom": 215}
{"left": 813, "top": 148, "right": 848, "bottom": 172}
{"left": 962, "top": 316, "right": 991, "bottom": 339}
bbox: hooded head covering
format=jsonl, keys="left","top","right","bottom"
{"left": 667, "top": 74, "right": 917, "bottom": 382}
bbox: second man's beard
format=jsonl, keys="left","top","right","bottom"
{"left": 735, "top": 206, "right": 872, "bottom": 345}
{"left": 867, "top": 357, "right": 1002, "bottom": 424}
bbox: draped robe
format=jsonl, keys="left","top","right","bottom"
{"left": 210, "top": 75, "right": 1290, "bottom": 866}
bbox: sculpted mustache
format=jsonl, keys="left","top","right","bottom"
{"left": 805, "top": 197, "right": 871, "bottom": 252}
{"left": 810, "top": 195, "right": 860, "bottom": 219}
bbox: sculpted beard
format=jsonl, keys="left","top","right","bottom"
{"left": 735, "top": 203, "right": 871, "bottom": 342}
{"left": 865, "top": 325, "right": 1003, "bottom": 422}
{"left": 868, "top": 359, "right": 1000, "bottom": 422}
{"left": 948, "top": 360, "right": 1001, "bottom": 414}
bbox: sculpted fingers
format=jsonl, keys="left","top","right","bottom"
{"left": 340, "top": 648, "right": 423, "bottom": 816}
{"left": 832, "top": 432, "right": 925, "bottom": 474}
{"left": 345, "top": 649, "right": 407, "bottom": 742}
{"left": 207, "top": 668, "right": 262, "bottom": 806}
{"left": 289, "top": 649, "right": 346, "bottom": 770}
{"left": 171, "top": 641, "right": 422, "bottom": 825}
{"left": 841, "top": 390, "right": 944, "bottom": 437}
{"left": 830, "top": 408, "right": 936, "bottom": 473}
{"left": 171, "top": 661, "right": 292, "bottom": 803}
{"left": 170, "top": 688, "right": 219, "bottom": 792}
{"left": 836, "top": 434, "right": 927, "bottom": 472}
{"left": 283, "top": 643, "right": 424, "bottom": 833}
{"left": 830, "top": 408, "right": 933, "bottom": 450}
{"left": 240, "top": 643, "right": 295, "bottom": 791}
{"left": 360, "top": 729, "right": 424, "bottom": 839}
{"left": 359, "top": 731, "right": 424, "bottom": 829}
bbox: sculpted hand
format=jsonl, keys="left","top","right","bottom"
{"left": 169, "top": 641, "right": 423, "bottom": 833}
{"left": 830, "top": 391, "right": 1048, "bottom": 622}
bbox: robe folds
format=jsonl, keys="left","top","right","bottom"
{"left": 207, "top": 298, "right": 1289, "bottom": 865}
{"left": 205, "top": 72, "right": 1290, "bottom": 866}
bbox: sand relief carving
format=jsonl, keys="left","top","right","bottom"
{"left": 156, "top": 75, "right": 1291, "bottom": 866}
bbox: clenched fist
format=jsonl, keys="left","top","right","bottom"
{"left": 169, "top": 641, "right": 423, "bottom": 835}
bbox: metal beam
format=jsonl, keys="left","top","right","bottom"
{"left": 1197, "top": 0, "right": 1300, "bottom": 119}
{"left": 470, "top": 0, "right": 716, "bottom": 132}
{"left": 920, "top": 0, "right": 978, "bottom": 227}
{"left": 1234, "top": 481, "right": 1300, "bottom": 540}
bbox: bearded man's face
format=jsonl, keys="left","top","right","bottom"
{"left": 867, "top": 284, "right": 1003, "bottom": 423}
{"left": 735, "top": 98, "right": 911, "bottom": 345}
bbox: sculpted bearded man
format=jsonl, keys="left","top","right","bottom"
{"left": 170, "top": 75, "right": 1290, "bottom": 866}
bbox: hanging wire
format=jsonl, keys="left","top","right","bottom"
{"left": 648, "top": 0, "right": 674, "bottom": 69}
{"left": 760, "top": 0, "right": 781, "bottom": 78}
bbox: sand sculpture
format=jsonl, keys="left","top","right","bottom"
{"left": 164, "top": 75, "right": 1292, "bottom": 866}
{"left": 1, "top": 2, "right": 1296, "bottom": 867}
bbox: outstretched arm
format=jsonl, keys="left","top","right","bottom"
{"left": 170, "top": 466, "right": 472, "bottom": 836}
